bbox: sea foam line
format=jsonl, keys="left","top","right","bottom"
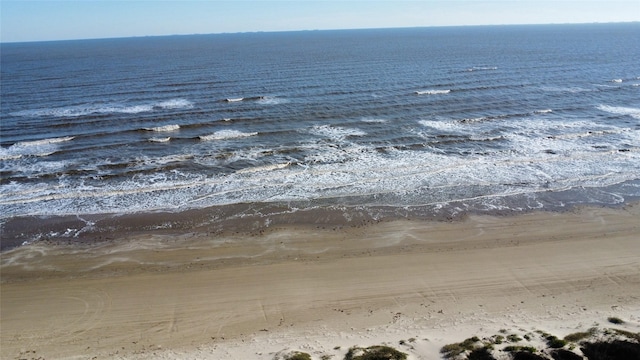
{"left": 156, "top": 99, "right": 193, "bottom": 109}
{"left": 144, "top": 124, "right": 180, "bottom": 132}
{"left": 2, "top": 140, "right": 637, "bottom": 217}
{"left": 148, "top": 137, "right": 171, "bottom": 143}
{"left": 236, "top": 162, "right": 291, "bottom": 174}
{"left": 199, "top": 130, "right": 258, "bottom": 141}
{"left": 10, "top": 98, "right": 193, "bottom": 118}
{"left": 415, "top": 89, "right": 451, "bottom": 95}
{"left": 0, "top": 136, "right": 76, "bottom": 160}
{"left": 598, "top": 105, "right": 640, "bottom": 120}
{"left": 308, "top": 125, "right": 367, "bottom": 141}
{"left": 13, "top": 136, "right": 75, "bottom": 147}
{"left": 465, "top": 66, "right": 498, "bottom": 72}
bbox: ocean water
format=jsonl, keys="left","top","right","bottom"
{"left": 1, "top": 23, "right": 639, "bottom": 246}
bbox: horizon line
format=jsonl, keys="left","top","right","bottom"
{"left": 2, "top": 20, "right": 638, "bottom": 45}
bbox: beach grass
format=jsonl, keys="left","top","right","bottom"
{"left": 283, "top": 351, "right": 312, "bottom": 360}
{"left": 440, "top": 325, "right": 640, "bottom": 360}
{"left": 344, "top": 345, "right": 407, "bottom": 360}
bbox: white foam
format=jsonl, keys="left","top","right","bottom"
{"left": 236, "top": 162, "right": 291, "bottom": 174}
{"left": 308, "top": 125, "right": 366, "bottom": 140}
{"left": 534, "top": 109, "right": 553, "bottom": 114}
{"left": 10, "top": 98, "right": 192, "bottom": 118}
{"left": 3, "top": 131, "right": 639, "bottom": 218}
{"left": 225, "top": 98, "right": 244, "bottom": 102}
{"left": 117, "top": 105, "right": 154, "bottom": 114}
{"left": 415, "top": 89, "right": 451, "bottom": 95}
{"left": 192, "top": 146, "right": 270, "bottom": 167}
{"left": 145, "top": 124, "right": 180, "bottom": 132}
{"left": 199, "top": 130, "right": 258, "bottom": 141}
{"left": 418, "top": 119, "right": 463, "bottom": 132}
{"left": 0, "top": 136, "right": 75, "bottom": 160}
{"left": 612, "top": 79, "right": 623, "bottom": 83}
{"left": 303, "top": 143, "right": 370, "bottom": 165}
{"left": 540, "top": 86, "right": 591, "bottom": 93}
{"left": 156, "top": 99, "right": 193, "bottom": 109}
{"left": 0, "top": 152, "right": 23, "bottom": 161}
{"left": 466, "top": 66, "right": 498, "bottom": 72}
{"left": 148, "top": 137, "right": 171, "bottom": 143}
{"left": 3, "top": 104, "right": 640, "bottom": 218}
{"left": 457, "top": 116, "right": 488, "bottom": 124}
{"left": 598, "top": 105, "right": 640, "bottom": 119}
{"left": 14, "top": 136, "right": 75, "bottom": 147}
{"left": 0, "top": 159, "right": 72, "bottom": 177}
{"left": 139, "top": 154, "right": 193, "bottom": 166}
{"left": 256, "top": 96, "right": 287, "bottom": 105}
{"left": 548, "top": 129, "right": 625, "bottom": 140}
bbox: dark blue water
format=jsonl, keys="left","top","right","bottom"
{"left": 1, "top": 23, "right": 639, "bottom": 243}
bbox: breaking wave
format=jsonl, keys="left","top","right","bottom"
{"left": 415, "top": 89, "right": 451, "bottom": 95}
{"left": 0, "top": 136, "right": 75, "bottom": 160}
{"left": 598, "top": 105, "right": 640, "bottom": 119}
{"left": 10, "top": 99, "right": 193, "bottom": 118}
{"left": 199, "top": 130, "right": 258, "bottom": 141}
{"left": 144, "top": 124, "right": 180, "bottom": 132}
{"left": 148, "top": 137, "right": 171, "bottom": 143}
{"left": 14, "top": 136, "right": 75, "bottom": 147}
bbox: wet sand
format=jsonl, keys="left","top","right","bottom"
{"left": 1, "top": 204, "right": 639, "bottom": 359}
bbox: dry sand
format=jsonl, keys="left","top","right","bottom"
{"left": 1, "top": 204, "right": 639, "bottom": 359}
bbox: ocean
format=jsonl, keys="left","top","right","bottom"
{"left": 1, "top": 23, "right": 639, "bottom": 249}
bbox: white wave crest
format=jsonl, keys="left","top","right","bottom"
{"left": 148, "top": 137, "right": 171, "bottom": 143}
{"left": 3, "top": 115, "right": 639, "bottom": 218}
{"left": 145, "top": 124, "right": 180, "bottom": 132}
{"left": 598, "top": 105, "right": 640, "bottom": 120}
{"left": 612, "top": 79, "right": 623, "bottom": 83}
{"left": 236, "top": 162, "right": 291, "bottom": 174}
{"left": 12, "top": 104, "right": 154, "bottom": 117}
{"left": 534, "top": 109, "right": 553, "bottom": 114}
{"left": 418, "top": 119, "right": 463, "bottom": 132}
{"left": 257, "top": 96, "right": 287, "bottom": 105}
{"left": 415, "top": 89, "right": 451, "bottom": 95}
{"left": 0, "top": 153, "right": 23, "bottom": 161}
{"left": 0, "top": 136, "right": 74, "bottom": 160}
{"left": 140, "top": 154, "right": 193, "bottom": 165}
{"left": 466, "top": 66, "right": 498, "bottom": 72}
{"left": 117, "top": 105, "right": 154, "bottom": 114}
{"left": 458, "top": 116, "right": 488, "bottom": 124}
{"left": 225, "top": 98, "right": 244, "bottom": 102}
{"left": 199, "top": 130, "right": 258, "bottom": 141}
{"left": 156, "top": 99, "right": 193, "bottom": 109}
{"left": 14, "top": 136, "right": 75, "bottom": 147}
{"left": 10, "top": 98, "right": 192, "bottom": 118}
{"left": 309, "top": 125, "right": 367, "bottom": 140}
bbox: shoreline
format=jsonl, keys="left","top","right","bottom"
{"left": 1, "top": 203, "right": 639, "bottom": 359}
{"left": 3, "top": 183, "right": 639, "bottom": 252}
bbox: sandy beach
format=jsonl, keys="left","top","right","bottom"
{"left": 1, "top": 203, "right": 639, "bottom": 359}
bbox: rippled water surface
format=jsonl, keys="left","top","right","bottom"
{"left": 2, "top": 24, "right": 639, "bottom": 232}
